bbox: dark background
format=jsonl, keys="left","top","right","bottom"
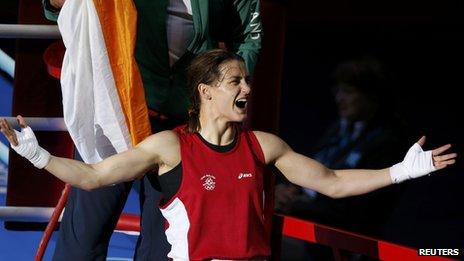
{"left": 278, "top": 0, "right": 463, "bottom": 253}
{"left": 1, "top": 0, "right": 463, "bottom": 254}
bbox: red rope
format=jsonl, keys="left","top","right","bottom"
{"left": 279, "top": 216, "right": 454, "bottom": 261}
{"left": 105, "top": 214, "right": 456, "bottom": 260}
{"left": 34, "top": 184, "right": 71, "bottom": 261}
{"left": 34, "top": 195, "right": 455, "bottom": 260}
{"left": 116, "top": 213, "right": 140, "bottom": 231}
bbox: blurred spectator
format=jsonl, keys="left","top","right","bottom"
{"left": 277, "top": 57, "right": 411, "bottom": 260}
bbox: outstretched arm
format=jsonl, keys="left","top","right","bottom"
{"left": 254, "top": 132, "right": 456, "bottom": 199}
{"left": 0, "top": 116, "right": 173, "bottom": 191}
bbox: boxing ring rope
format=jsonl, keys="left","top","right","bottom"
{"left": 2, "top": 117, "right": 67, "bottom": 131}
{"left": 0, "top": 117, "right": 68, "bottom": 178}
{"left": 0, "top": 48, "right": 14, "bottom": 78}
{"left": 0, "top": 142, "right": 9, "bottom": 165}
{"left": 0, "top": 117, "right": 68, "bottom": 260}
{"left": 37, "top": 209, "right": 458, "bottom": 261}
{"left": 0, "top": 116, "right": 140, "bottom": 259}
{"left": 0, "top": 117, "right": 68, "bottom": 161}
{"left": 104, "top": 214, "right": 456, "bottom": 261}
{"left": 4, "top": 203, "right": 454, "bottom": 260}
{"left": 9, "top": 198, "right": 450, "bottom": 261}
{"left": 0, "top": 206, "right": 56, "bottom": 222}
{"left": 278, "top": 216, "right": 454, "bottom": 261}
{"left": 34, "top": 184, "right": 70, "bottom": 261}
{"left": 33, "top": 187, "right": 140, "bottom": 260}
{"left": 0, "top": 24, "right": 61, "bottom": 39}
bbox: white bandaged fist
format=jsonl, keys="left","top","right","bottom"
{"left": 390, "top": 142, "right": 435, "bottom": 183}
{"left": 11, "top": 127, "right": 51, "bottom": 169}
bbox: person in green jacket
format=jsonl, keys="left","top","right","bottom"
{"left": 42, "top": 0, "right": 262, "bottom": 260}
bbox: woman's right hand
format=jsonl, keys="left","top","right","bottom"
{"left": 0, "top": 116, "right": 22, "bottom": 146}
{"left": 0, "top": 116, "right": 51, "bottom": 169}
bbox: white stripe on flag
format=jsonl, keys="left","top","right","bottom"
{"left": 58, "top": 0, "right": 132, "bottom": 163}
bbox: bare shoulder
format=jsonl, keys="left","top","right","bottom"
{"left": 252, "top": 131, "right": 291, "bottom": 164}
{"left": 253, "top": 131, "right": 286, "bottom": 147}
{"left": 151, "top": 130, "right": 179, "bottom": 144}
{"left": 138, "top": 130, "right": 179, "bottom": 148}
{"left": 136, "top": 130, "right": 180, "bottom": 166}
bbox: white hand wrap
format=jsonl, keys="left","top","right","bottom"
{"left": 389, "top": 143, "right": 436, "bottom": 183}
{"left": 11, "top": 127, "right": 51, "bottom": 169}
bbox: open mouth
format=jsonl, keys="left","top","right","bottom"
{"left": 235, "top": 98, "right": 247, "bottom": 109}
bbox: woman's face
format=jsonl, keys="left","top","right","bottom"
{"left": 208, "top": 60, "right": 251, "bottom": 123}
{"left": 335, "top": 83, "right": 371, "bottom": 121}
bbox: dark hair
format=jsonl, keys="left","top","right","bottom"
{"left": 333, "top": 57, "right": 400, "bottom": 120}
{"left": 186, "top": 49, "right": 245, "bottom": 132}
{"left": 334, "top": 58, "right": 387, "bottom": 102}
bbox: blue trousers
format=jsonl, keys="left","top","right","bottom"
{"left": 53, "top": 118, "right": 182, "bottom": 261}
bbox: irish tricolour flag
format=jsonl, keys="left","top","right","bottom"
{"left": 58, "top": 0, "right": 151, "bottom": 163}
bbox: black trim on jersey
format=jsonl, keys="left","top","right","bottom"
{"left": 195, "top": 132, "right": 237, "bottom": 152}
{"left": 158, "top": 163, "right": 182, "bottom": 203}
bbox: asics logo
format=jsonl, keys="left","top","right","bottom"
{"left": 238, "top": 173, "right": 253, "bottom": 179}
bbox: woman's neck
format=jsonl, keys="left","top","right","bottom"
{"left": 198, "top": 116, "right": 236, "bottom": 146}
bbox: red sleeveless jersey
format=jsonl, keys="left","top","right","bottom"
{"left": 160, "top": 127, "right": 271, "bottom": 260}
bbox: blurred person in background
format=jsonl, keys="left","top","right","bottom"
{"left": 276, "top": 57, "right": 412, "bottom": 260}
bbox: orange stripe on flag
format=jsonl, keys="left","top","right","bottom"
{"left": 92, "top": 0, "right": 151, "bottom": 145}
